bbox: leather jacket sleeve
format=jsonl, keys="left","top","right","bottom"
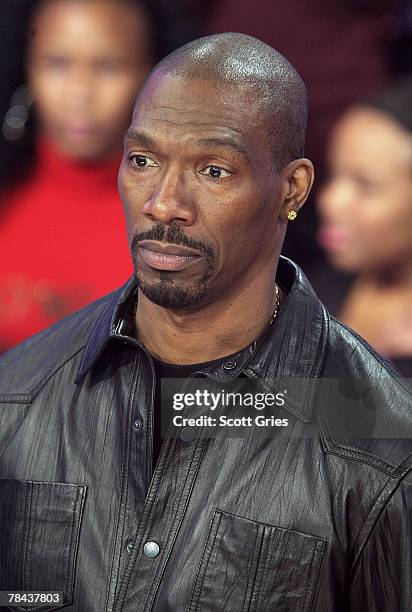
{"left": 345, "top": 471, "right": 412, "bottom": 611}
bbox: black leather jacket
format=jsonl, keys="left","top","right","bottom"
{"left": 0, "top": 257, "right": 411, "bottom": 611}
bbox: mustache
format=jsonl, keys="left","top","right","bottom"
{"left": 130, "top": 224, "right": 215, "bottom": 258}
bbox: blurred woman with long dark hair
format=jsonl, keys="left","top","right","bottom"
{"left": 318, "top": 79, "right": 412, "bottom": 377}
{"left": 0, "top": 0, "right": 188, "bottom": 351}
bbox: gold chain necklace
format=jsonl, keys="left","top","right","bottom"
{"left": 269, "top": 283, "right": 281, "bottom": 326}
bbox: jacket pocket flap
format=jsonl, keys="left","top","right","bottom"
{"left": 189, "top": 509, "right": 326, "bottom": 612}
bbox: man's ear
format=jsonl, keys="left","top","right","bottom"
{"left": 279, "top": 159, "right": 314, "bottom": 220}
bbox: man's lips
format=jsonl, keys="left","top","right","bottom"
{"left": 137, "top": 240, "right": 203, "bottom": 271}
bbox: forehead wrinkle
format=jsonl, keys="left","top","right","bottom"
{"left": 134, "top": 105, "right": 261, "bottom": 136}
{"left": 136, "top": 81, "right": 262, "bottom": 121}
{"left": 141, "top": 94, "right": 253, "bottom": 111}
{"left": 130, "top": 116, "right": 250, "bottom": 143}
{"left": 137, "top": 116, "right": 219, "bottom": 128}
{"left": 141, "top": 104, "right": 197, "bottom": 114}
{"left": 125, "top": 125, "right": 253, "bottom": 163}
{"left": 133, "top": 99, "right": 260, "bottom": 131}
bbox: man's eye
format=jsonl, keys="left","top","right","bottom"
{"left": 129, "top": 155, "right": 158, "bottom": 168}
{"left": 201, "top": 166, "right": 232, "bottom": 179}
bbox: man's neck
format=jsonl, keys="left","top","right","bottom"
{"left": 135, "top": 269, "right": 280, "bottom": 365}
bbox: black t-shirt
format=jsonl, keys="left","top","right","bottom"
{"left": 149, "top": 281, "right": 287, "bottom": 469}
{"left": 151, "top": 354, "right": 230, "bottom": 470}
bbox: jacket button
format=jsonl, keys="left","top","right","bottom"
{"left": 223, "top": 361, "right": 237, "bottom": 370}
{"left": 180, "top": 427, "right": 196, "bottom": 443}
{"left": 126, "top": 539, "right": 134, "bottom": 553}
{"left": 133, "top": 419, "right": 142, "bottom": 432}
{"left": 143, "top": 541, "right": 160, "bottom": 558}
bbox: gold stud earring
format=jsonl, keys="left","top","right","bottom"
{"left": 287, "top": 210, "right": 297, "bottom": 221}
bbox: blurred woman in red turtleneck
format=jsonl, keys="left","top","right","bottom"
{"left": 0, "top": 0, "right": 186, "bottom": 351}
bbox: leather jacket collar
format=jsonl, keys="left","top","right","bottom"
{"left": 76, "top": 256, "right": 329, "bottom": 422}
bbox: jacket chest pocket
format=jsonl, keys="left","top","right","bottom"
{"left": 188, "top": 510, "right": 325, "bottom": 612}
{"left": 0, "top": 479, "right": 87, "bottom": 611}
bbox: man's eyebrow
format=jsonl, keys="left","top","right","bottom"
{"left": 125, "top": 129, "right": 156, "bottom": 149}
{"left": 197, "top": 137, "right": 248, "bottom": 158}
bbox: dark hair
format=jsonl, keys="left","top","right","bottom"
{"left": 0, "top": 0, "right": 192, "bottom": 193}
{"left": 361, "top": 77, "right": 412, "bottom": 134}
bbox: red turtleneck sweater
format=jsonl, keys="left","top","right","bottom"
{"left": 0, "top": 138, "right": 132, "bottom": 351}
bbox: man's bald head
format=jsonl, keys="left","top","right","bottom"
{"left": 138, "top": 33, "right": 308, "bottom": 169}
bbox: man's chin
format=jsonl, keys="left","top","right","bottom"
{"left": 138, "top": 279, "right": 207, "bottom": 310}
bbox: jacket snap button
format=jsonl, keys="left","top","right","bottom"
{"left": 133, "top": 419, "right": 142, "bottom": 432}
{"left": 223, "top": 361, "right": 237, "bottom": 370}
{"left": 180, "top": 427, "right": 196, "bottom": 443}
{"left": 126, "top": 539, "right": 134, "bottom": 553}
{"left": 143, "top": 541, "right": 160, "bottom": 558}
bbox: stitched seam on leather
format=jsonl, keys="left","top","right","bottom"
{"left": 0, "top": 345, "right": 86, "bottom": 404}
{"left": 303, "top": 538, "right": 326, "bottom": 611}
{"left": 146, "top": 439, "right": 209, "bottom": 611}
{"left": 321, "top": 441, "right": 403, "bottom": 476}
{"left": 321, "top": 449, "right": 396, "bottom": 561}
{"left": 26, "top": 344, "right": 87, "bottom": 400}
{"left": 21, "top": 481, "right": 29, "bottom": 590}
{"left": 319, "top": 414, "right": 408, "bottom": 476}
{"left": 67, "top": 485, "right": 87, "bottom": 606}
{"left": 240, "top": 521, "right": 260, "bottom": 612}
{"left": 310, "top": 305, "right": 330, "bottom": 379}
{"left": 117, "top": 432, "right": 174, "bottom": 609}
{"left": 0, "top": 406, "right": 30, "bottom": 462}
{"left": 23, "top": 482, "right": 41, "bottom": 612}
{"left": 193, "top": 511, "right": 222, "bottom": 612}
{"left": 348, "top": 468, "right": 412, "bottom": 581}
{"left": 104, "top": 356, "right": 140, "bottom": 611}
{"left": 0, "top": 290, "right": 114, "bottom": 402}
{"left": 23, "top": 481, "right": 34, "bottom": 591}
{"left": 114, "top": 404, "right": 208, "bottom": 609}
{"left": 65, "top": 487, "right": 79, "bottom": 600}
{"left": 246, "top": 525, "right": 266, "bottom": 612}
{"left": 302, "top": 540, "right": 318, "bottom": 610}
{"left": 113, "top": 435, "right": 169, "bottom": 609}
{"left": 186, "top": 510, "right": 218, "bottom": 612}
{"left": 112, "top": 355, "right": 161, "bottom": 610}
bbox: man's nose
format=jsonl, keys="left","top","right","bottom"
{"left": 143, "top": 169, "right": 195, "bottom": 225}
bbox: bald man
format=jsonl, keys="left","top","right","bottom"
{"left": 0, "top": 34, "right": 411, "bottom": 611}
